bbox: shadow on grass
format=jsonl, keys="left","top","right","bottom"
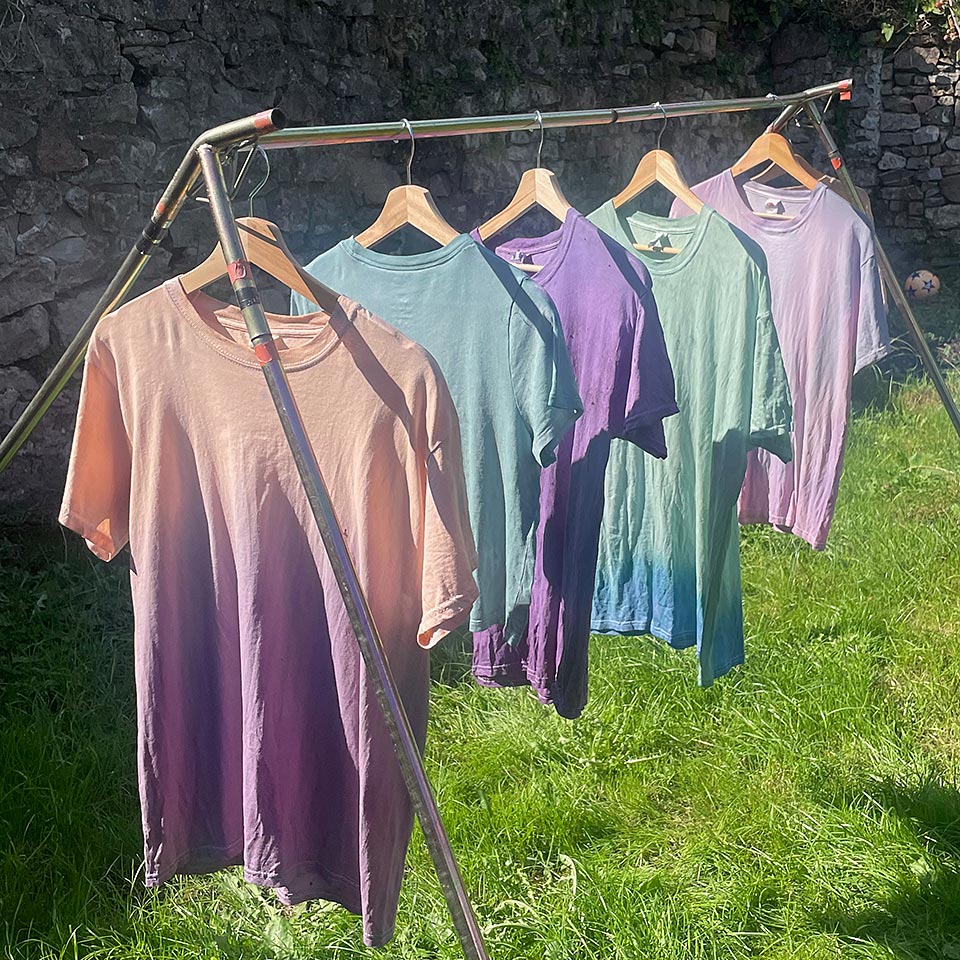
{"left": 0, "top": 525, "right": 151, "bottom": 956}
{"left": 816, "top": 775, "right": 960, "bottom": 960}
{"left": 429, "top": 625, "right": 476, "bottom": 686}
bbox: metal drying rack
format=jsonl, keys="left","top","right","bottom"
{"left": 2, "top": 78, "right": 957, "bottom": 960}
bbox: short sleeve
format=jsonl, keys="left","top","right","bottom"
{"left": 417, "top": 363, "right": 480, "bottom": 648}
{"left": 614, "top": 288, "right": 678, "bottom": 459}
{"left": 853, "top": 253, "right": 891, "bottom": 374}
{"left": 58, "top": 335, "right": 131, "bottom": 561}
{"left": 749, "top": 272, "right": 794, "bottom": 464}
{"left": 507, "top": 279, "right": 583, "bottom": 467}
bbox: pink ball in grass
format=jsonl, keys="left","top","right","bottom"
{"left": 904, "top": 269, "right": 941, "bottom": 300}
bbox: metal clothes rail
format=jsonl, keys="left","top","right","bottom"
{"left": 2, "top": 78, "right": 956, "bottom": 960}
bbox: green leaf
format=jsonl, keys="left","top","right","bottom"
{"left": 881, "top": 21, "right": 895, "bottom": 40}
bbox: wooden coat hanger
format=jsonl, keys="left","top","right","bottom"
{"left": 732, "top": 132, "right": 821, "bottom": 189}
{"left": 181, "top": 146, "right": 341, "bottom": 313}
{"left": 731, "top": 131, "right": 821, "bottom": 221}
{"left": 612, "top": 150, "right": 705, "bottom": 215}
{"left": 180, "top": 216, "right": 341, "bottom": 314}
{"left": 751, "top": 153, "right": 829, "bottom": 187}
{"left": 475, "top": 112, "right": 575, "bottom": 271}
{"left": 609, "top": 104, "right": 703, "bottom": 255}
{"left": 751, "top": 153, "right": 872, "bottom": 209}
{"left": 730, "top": 132, "right": 820, "bottom": 219}
{"left": 355, "top": 118, "right": 460, "bottom": 248}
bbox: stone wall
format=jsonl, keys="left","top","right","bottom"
{"left": 0, "top": 0, "right": 768, "bottom": 517}
{"left": 770, "top": 23, "right": 960, "bottom": 244}
{"left": 0, "top": 1, "right": 956, "bottom": 518}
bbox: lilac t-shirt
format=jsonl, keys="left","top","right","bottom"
{"left": 671, "top": 174, "right": 890, "bottom": 549}
{"left": 470, "top": 210, "right": 678, "bottom": 719}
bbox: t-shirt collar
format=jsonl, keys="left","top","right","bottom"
{"left": 718, "top": 168, "right": 828, "bottom": 234}
{"left": 341, "top": 232, "right": 475, "bottom": 270}
{"left": 166, "top": 277, "right": 354, "bottom": 370}
{"left": 469, "top": 206, "right": 581, "bottom": 286}
{"left": 595, "top": 200, "right": 714, "bottom": 275}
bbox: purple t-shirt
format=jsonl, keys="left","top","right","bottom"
{"left": 671, "top": 173, "right": 890, "bottom": 549}
{"left": 470, "top": 209, "right": 678, "bottom": 718}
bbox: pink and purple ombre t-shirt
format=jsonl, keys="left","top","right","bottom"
{"left": 59, "top": 280, "right": 479, "bottom": 947}
{"left": 671, "top": 173, "right": 890, "bottom": 549}
{"left": 469, "top": 210, "right": 678, "bottom": 718}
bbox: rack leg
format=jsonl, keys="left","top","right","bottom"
{"left": 196, "top": 143, "right": 490, "bottom": 960}
{"left": 0, "top": 246, "right": 151, "bottom": 471}
{"left": 802, "top": 100, "right": 960, "bottom": 441}
{"left": 0, "top": 109, "right": 283, "bottom": 475}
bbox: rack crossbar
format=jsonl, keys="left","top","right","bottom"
{"left": 258, "top": 81, "right": 852, "bottom": 149}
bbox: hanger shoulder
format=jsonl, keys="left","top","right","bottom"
{"left": 732, "top": 132, "right": 821, "bottom": 189}
{"left": 355, "top": 184, "right": 459, "bottom": 247}
{"left": 180, "top": 215, "right": 341, "bottom": 313}
{"left": 405, "top": 186, "right": 461, "bottom": 244}
{"left": 355, "top": 185, "right": 409, "bottom": 247}
{"left": 476, "top": 166, "right": 573, "bottom": 242}
{"left": 180, "top": 245, "right": 230, "bottom": 294}
{"left": 611, "top": 149, "right": 703, "bottom": 213}
{"left": 531, "top": 167, "right": 574, "bottom": 221}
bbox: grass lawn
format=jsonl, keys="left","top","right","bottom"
{"left": 3, "top": 364, "right": 960, "bottom": 956}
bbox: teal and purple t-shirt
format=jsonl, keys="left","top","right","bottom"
{"left": 471, "top": 210, "right": 678, "bottom": 718}
{"left": 293, "top": 234, "right": 583, "bottom": 645}
{"left": 671, "top": 173, "right": 890, "bottom": 549}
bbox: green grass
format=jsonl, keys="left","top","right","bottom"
{"left": 3, "top": 373, "right": 960, "bottom": 960}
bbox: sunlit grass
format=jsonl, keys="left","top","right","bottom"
{"left": 2, "top": 375, "right": 959, "bottom": 959}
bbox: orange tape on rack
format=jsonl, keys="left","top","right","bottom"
{"left": 228, "top": 259, "right": 249, "bottom": 282}
{"left": 831, "top": 156, "right": 843, "bottom": 170}
{"left": 254, "top": 342, "right": 273, "bottom": 366}
{"left": 254, "top": 111, "right": 275, "bottom": 130}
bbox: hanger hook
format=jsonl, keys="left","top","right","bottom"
{"left": 247, "top": 145, "right": 270, "bottom": 218}
{"left": 655, "top": 101, "right": 668, "bottom": 151}
{"left": 534, "top": 109, "right": 545, "bottom": 168}
{"left": 763, "top": 91, "right": 796, "bottom": 134}
{"left": 400, "top": 118, "right": 415, "bottom": 185}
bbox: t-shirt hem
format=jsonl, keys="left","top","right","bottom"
{"left": 58, "top": 509, "right": 123, "bottom": 562}
{"left": 245, "top": 862, "right": 361, "bottom": 910}
{"left": 145, "top": 839, "right": 245, "bottom": 887}
{"left": 250, "top": 862, "right": 395, "bottom": 949}
{"left": 738, "top": 514, "right": 828, "bottom": 551}
{"left": 590, "top": 617, "right": 697, "bottom": 649}
{"left": 146, "top": 845, "right": 390, "bottom": 945}
{"left": 472, "top": 662, "right": 554, "bottom": 689}
{"left": 699, "top": 653, "right": 744, "bottom": 687}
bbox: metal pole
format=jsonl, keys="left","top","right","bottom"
{"left": 256, "top": 80, "right": 852, "bottom": 151}
{"left": 802, "top": 100, "right": 960, "bottom": 441}
{"left": 0, "top": 108, "right": 286, "bottom": 472}
{"left": 195, "top": 143, "right": 490, "bottom": 960}
{"left": 765, "top": 79, "right": 852, "bottom": 134}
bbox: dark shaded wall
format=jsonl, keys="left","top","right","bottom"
{"left": 0, "top": 1, "right": 955, "bottom": 516}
